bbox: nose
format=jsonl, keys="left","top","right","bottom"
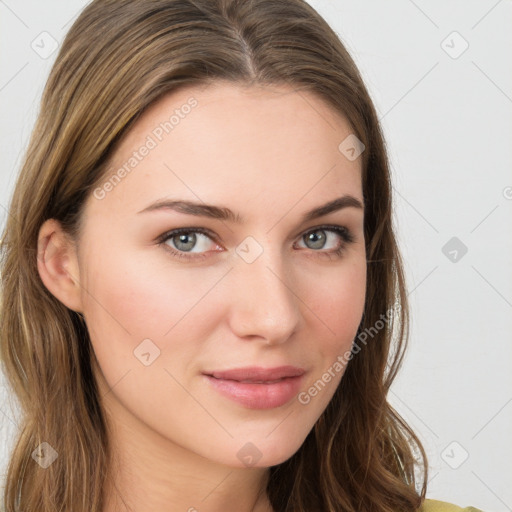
{"left": 226, "top": 243, "right": 302, "bottom": 345}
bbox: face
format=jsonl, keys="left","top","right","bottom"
{"left": 74, "top": 82, "right": 366, "bottom": 468}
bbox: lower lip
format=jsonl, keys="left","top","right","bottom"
{"left": 204, "top": 374, "right": 304, "bottom": 409}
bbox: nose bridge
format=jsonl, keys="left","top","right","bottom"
{"left": 229, "top": 236, "right": 301, "bottom": 342}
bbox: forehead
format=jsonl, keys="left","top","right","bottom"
{"left": 87, "top": 81, "right": 363, "bottom": 220}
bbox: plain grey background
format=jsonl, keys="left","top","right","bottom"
{"left": 1, "top": 1, "right": 511, "bottom": 510}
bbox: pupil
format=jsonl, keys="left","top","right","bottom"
{"left": 307, "top": 230, "right": 325, "bottom": 249}
{"left": 175, "top": 233, "right": 196, "bottom": 251}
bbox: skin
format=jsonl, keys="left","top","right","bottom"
{"left": 37, "top": 82, "right": 366, "bottom": 512}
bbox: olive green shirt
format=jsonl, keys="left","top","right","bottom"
{"left": 420, "top": 499, "right": 484, "bottom": 512}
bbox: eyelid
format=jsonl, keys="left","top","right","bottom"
{"left": 156, "top": 226, "right": 218, "bottom": 244}
{"left": 297, "top": 223, "right": 354, "bottom": 241}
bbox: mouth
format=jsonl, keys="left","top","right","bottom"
{"left": 203, "top": 366, "right": 305, "bottom": 409}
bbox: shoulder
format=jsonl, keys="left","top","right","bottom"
{"left": 419, "top": 499, "right": 485, "bottom": 512}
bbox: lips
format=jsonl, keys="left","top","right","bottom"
{"left": 206, "top": 365, "right": 305, "bottom": 382}
{"left": 203, "top": 366, "right": 306, "bottom": 409}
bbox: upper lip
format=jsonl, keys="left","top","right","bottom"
{"left": 205, "top": 366, "right": 305, "bottom": 382}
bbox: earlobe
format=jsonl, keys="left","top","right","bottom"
{"left": 37, "top": 219, "right": 83, "bottom": 313}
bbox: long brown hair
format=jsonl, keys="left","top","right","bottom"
{"left": 0, "top": 0, "right": 428, "bottom": 510}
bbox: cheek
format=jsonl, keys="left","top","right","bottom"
{"left": 294, "top": 265, "right": 365, "bottom": 415}
{"left": 296, "top": 258, "right": 366, "bottom": 399}
{"left": 81, "top": 242, "right": 212, "bottom": 334}
{"left": 79, "top": 242, "right": 229, "bottom": 383}
{"left": 304, "top": 257, "right": 366, "bottom": 346}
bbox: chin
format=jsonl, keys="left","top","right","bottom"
{"left": 222, "top": 431, "right": 309, "bottom": 469}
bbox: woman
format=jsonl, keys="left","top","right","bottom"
{"left": 0, "top": 0, "right": 484, "bottom": 511}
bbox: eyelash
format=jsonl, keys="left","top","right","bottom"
{"left": 156, "top": 225, "right": 355, "bottom": 262}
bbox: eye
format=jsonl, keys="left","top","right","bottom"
{"left": 158, "top": 227, "right": 220, "bottom": 260}
{"left": 157, "top": 225, "right": 355, "bottom": 261}
{"left": 295, "top": 225, "right": 355, "bottom": 259}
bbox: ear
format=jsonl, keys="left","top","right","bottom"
{"left": 37, "top": 219, "right": 83, "bottom": 313}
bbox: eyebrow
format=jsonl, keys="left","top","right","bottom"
{"left": 137, "top": 194, "right": 364, "bottom": 223}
